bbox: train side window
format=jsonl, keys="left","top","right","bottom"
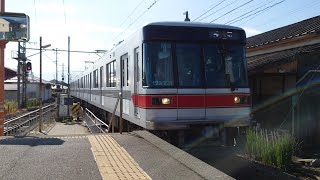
{"left": 106, "top": 63, "right": 109, "bottom": 87}
{"left": 93, "top": 69, "right": 98, "bottom": 88}
{"left": 90, "top": 73, "right": 92, "bottom": 89}
{"left": 113, "top": 61, "right": 116, "bottom": 87}
{"left": 106, "top": 60, "right": 116, "bottom": 87}
{"left": 126, "top": 57, "right": 129, "bottom": 86}
{"left": 100, "top": 66, "right": 103, "bottom": 88}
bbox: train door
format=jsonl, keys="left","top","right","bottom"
{"left": 134, "top": 47, "right": 140, "bottom": 118}
{"left": 121, "top": 53, "right": 129, "bottom": 115}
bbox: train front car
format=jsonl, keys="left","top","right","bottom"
{"left": 139, "top": 22, "right": 251, "bottom": 140}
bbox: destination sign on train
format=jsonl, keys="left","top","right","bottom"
{"left": 209, "top": 30, "right": 241, "bottom": 40}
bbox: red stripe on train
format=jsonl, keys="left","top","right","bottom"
{"left": 131, "top": 94, "right": 250, "bottom": 109}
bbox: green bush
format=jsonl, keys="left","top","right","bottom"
{"left": 27, "top": 98, "right": 39, "bottom": 108}
{"left": 245, "top": 128, "right": 296, "bottom": 170}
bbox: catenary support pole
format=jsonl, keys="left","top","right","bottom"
{"left": 67, "top": 36, "right": 70, "bottom": 117}
{"left": 39, "top": 36, "right": 43, "bottom": 132}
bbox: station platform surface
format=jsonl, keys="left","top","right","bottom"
{"left": 0, "top": 122, "right": 233, "bottom": 180}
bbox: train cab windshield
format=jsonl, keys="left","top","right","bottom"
{"left": 142, "top": 41, "right": 248, "bottom": 88}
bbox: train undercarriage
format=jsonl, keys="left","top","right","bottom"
{"left": 77, "top": 97, "right": 247, "bottom": 147}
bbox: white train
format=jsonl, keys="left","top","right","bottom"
{"left": 71, "top": 21, "right": 251, "bottom": 136}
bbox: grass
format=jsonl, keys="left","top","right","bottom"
{"left": 245, "top": 128, "right": 296, "bottom": 170}
{"left": 4, "top": 100, "right": 18, "bottom": 115}
{"left": 61, "top": 119, "right": 78, "bottom": 123}
{"left": 26, "top": 98, "right": 39, "bottom": 109}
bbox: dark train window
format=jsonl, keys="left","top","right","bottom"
{"left": 106, "top": 60, "right": 116, "bottom": 87}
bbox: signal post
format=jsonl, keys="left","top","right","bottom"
{"left": 0, "top": 0, "right": 30, "bottom": 136}
{"left": 0, "top": 0, "right": 6, "bottom": 136}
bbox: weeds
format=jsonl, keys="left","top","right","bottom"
{"left": 245, "top": 128, "right": 296, "bottom": 170}
{"left": 4, "top": 100, "right": 18, "bottom": 115}
{"left": 26, "top": 98, "right": 39, "bottom": 109}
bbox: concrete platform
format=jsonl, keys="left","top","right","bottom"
{"left": 0, "top": 122, "right": 233, "bottom": 180}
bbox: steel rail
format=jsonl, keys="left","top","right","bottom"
{"left": 4, "top": 103, "right": 55, "bottom": 135}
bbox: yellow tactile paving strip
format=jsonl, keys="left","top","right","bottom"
{"left": 88, "top": 135, "right": 152, "bottom": 180}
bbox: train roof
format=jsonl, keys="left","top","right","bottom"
{"left": 144, "top": 21, "right": 244, "bottom": 31}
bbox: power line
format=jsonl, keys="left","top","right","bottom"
{"left": 118, "top": 0, "right": 146, "bottom": 28}
{"left": 33, "top": 0, "right": 37, "bottom": 24}
{"left": 237, "top": 0, "right": 286, "bottom": 26}
{"left": 25, "top": 47, "right": 103, "bottom": 54}
{"left": 224, "top": 0, "right": 278, "bottom": 25}
{"left": 193, "top": 0, "right": 227, "bottom": 22}
{"left": 227, "top": 0, "right": 286, "bottom": 25}
{"left": 252, "top": 0, "right": 320, "bottom": 28}
{"left": 112, "top": 0, "right": 159, "bottom": 42}
{"left": 197, "top": 0, "right": 237, "bottom": 22}
{"left": 210, "top": 0, "right": 255, "bottom": 23}
{"left": 43, "top": 53, "right": 58, "bottom": 65}
{"left": 62, "top": 0, "right": 67, "bottom": 24}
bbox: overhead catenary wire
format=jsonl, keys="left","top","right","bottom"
{"left": 62, "top": 0, "right": 67, "bottom": 24}
{"left": 112, "top": 0, "right": 159, "bottom": 42}
{"left": 210, "top": 0, "right": 255, "bottom": 23}
{"left": 193, "top": 0, "right": 227, "bottom": 22}
{"left": 118, "top": 0, "right": 146, "bottom": 28}
{"left": 224, "top": 0, "right": 278, "bottom": 25}
{"left": 33, "top": 0, "right": 37, "bottom": 24}
{"left": 252, "top": 0, "right": 320, "bottom": 28}
{"left": 237, "top": 0, "right": 286, "bottom": 26}
{"left": 197, "top": 0, "right": 237, "bottom": 22}
{"left": 26, "top": 47, "right": 103, "bottom": 54}
{"left": 227, "top": 0, "right": 286, "bottom": 25}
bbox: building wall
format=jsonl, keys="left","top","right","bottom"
{"left": 26, "top": 83, "right": 53, "bottom": 101}
{"left": 5, "top": 90, "right": 17, "bottom": 101}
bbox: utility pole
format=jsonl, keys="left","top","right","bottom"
{"left": 39, "top": 36, "right": 51, "bottom": 132}
{"left": 62, "top": 63, "right": 64, "bottom": 82}
{"left": 39, "top": 36, "right": 43, "bottom": 132}
{"left": 67, "top": 36, "right": 70, "bottom": 117}
{"left": 55, "top": 48, "right": 58, "bottom": 85}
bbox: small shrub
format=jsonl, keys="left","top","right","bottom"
{"left": 245, "top": 128, "right": 295, "bottom": 170}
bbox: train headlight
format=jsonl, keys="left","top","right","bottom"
{"left": 152, "top": 97, "right": 173, "bottom": 105}
{"left": 234, "top": 96, "right": 251, "bottom": 104}
{"left": 161, "top": 98, "right": 171, "bottom": 105}
{"left": 234, "top": 96, "right": 241, "bottom": 104}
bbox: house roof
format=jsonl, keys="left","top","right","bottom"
{"left": 5, "top": 67, "right": 16, "bottom": 80}
{"left": 247, "top": 43, "right": 320, "bottom": 71}
{"left": 246, "top": 16, "right": 320, "bottom": 49}
{"left": 5, "top": 74, "right": 53, "bottom": 85}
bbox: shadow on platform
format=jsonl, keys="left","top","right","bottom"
{"left": 0, "top": 137, "right": 65, "bottom": 146}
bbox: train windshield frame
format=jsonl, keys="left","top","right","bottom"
{"left": 142, "top": 41, "right": 248, "bottom": 88}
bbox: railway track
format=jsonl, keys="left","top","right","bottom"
{"left": 4, "top": 103, "right": 56, "bottom": 136}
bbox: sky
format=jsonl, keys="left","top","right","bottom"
{"left": 4, "top": 0, "right": 320, "bottom": 81}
